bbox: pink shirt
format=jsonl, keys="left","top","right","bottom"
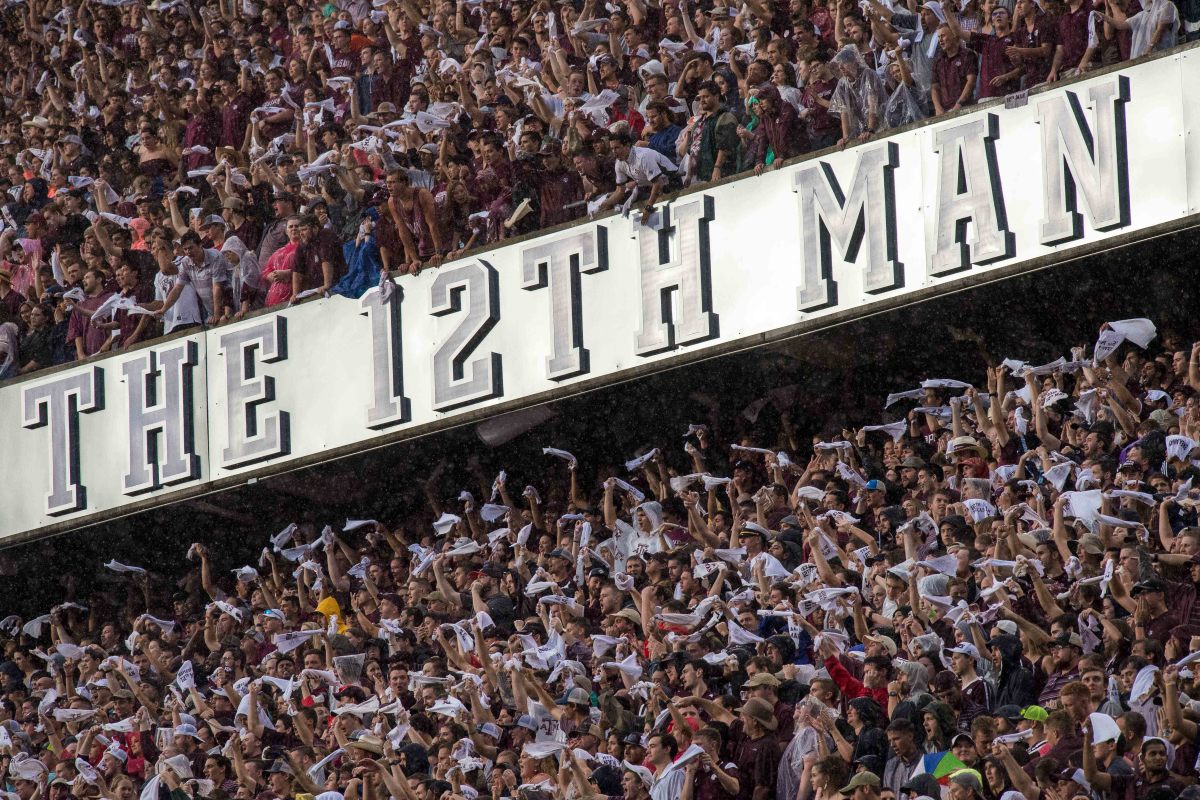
{"left": 261, "top": 241, "right": 298, "bottom": 307}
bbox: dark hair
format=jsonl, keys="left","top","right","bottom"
{"left": 178, "top": 230, "right": 202, "bottom": 246}
{"left": 864, "top": 655, "right": 893, "bottom": 677}
{"left": 697, "top": 80, "right": 722, "bottom": 97}
{"left": 647, "top": 732, "right": 679, "bottom": 758}
{"left": 812, "top": 755, "right": 849, "bottom": 787}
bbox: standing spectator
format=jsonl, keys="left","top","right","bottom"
{"left": 931, "top": 25, "right": 979, "bottom": 114}
{"left": 257, "top": 193, "right": 299, "bottom": 266}
{"left": 261, "top": 217, "right": 304, "bottom": 307}
{"left": 681, "top": 81, "right": 740, "bottom": 184}
{"left": 1048, "top": 0, "right": 1097, "bottom": 80}
{"left": 149, "top": 238, "right": 203, "bottom": 334}
{"left": 733, "top": 698, "right": 784, "bottom": 800}
{"left": 160, "top": 231, "right": 230, "bottom": 325}
{"left": 0, "top": 269, "right": 25, "bottom": 318}
{"left": 1007, "top": 0, "right": 1058, "bottom": 89}
{"left": 828, "top": 46, "right": 889, "bottom": 143}
{"left": 294, "top": 215, "right": 347, "bottom": 299}
{"left": 67, "top": 268, "right": 115, "bottom": 360}
{"left": 603, "top": 131, "right": 678, "bottom": 222}
{"left": 639, "top": 102, "right": 684, "bottom": 162}
{"left": 957, "top": 6, "right": 1021, "bottom": 99}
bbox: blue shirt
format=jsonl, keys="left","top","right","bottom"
{"left": 647, "top": 125, "right": 683, "bottom": 162}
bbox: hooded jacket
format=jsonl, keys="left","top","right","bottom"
{"left": 991, "top": 633, "right": 1037, "bottom": 708}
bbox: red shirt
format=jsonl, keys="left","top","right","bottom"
{"left": 823, "top": 655, "right": 890, "bottom": 712}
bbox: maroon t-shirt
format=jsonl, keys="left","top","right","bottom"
{"left": 116, "top": 285, "right": 154, "bottom": 344}
{"left": 975, "top": 32, "right": 1018, "bottom": 98}
{"left": 183, "top": 111, "right": 219, "bottom": 171}
{"left": 370, "top": 69, "right": 410, "bottom": 111}
{"left": 1012, "top": 14, "right": 1058, "bottom": 86}
{"left": 221, "top": 91, "right": 258, "bottom": 148}
{"left": 326, "top": 46, "right": 357, "bottom": 77}
{"left": 296, "top": 228, "right": 346, "bottom": 288}
{"left": 801, "top": 78, "right": 840, "bottom": 139}
{"left": 535, "top": 168, "right": 585, "bottom": 229}
{"left": 0, "top": 287, "right": 24, "bottom": 317}
{"left": 269, "top": 25, "right": 293, "bottom": 57}
{"left": 1057, "top": 3, "right": 1092, "bottom": 72}
{"left": 67, "top": 291, "right": 115, "bottom": 357}
{"left": 931, "top": 47, "right": 979, "bottom": 108}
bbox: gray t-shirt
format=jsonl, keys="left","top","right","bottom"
{"left": 178, "top": 248, "right": 231, "bottom": 319}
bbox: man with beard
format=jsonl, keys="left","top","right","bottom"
{"left": 67, "top": 267, "right": 114, "bottom": 359}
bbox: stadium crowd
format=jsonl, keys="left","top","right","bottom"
{"left": 0, "top": 317, "right": 1200, "bottom": 800}
{"left": 0, "top": 0, "right": 1196, "bottom": 376}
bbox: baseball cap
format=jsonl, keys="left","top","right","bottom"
{"left": 994, "top": 620, "right": 1018, "bottom": 637}
{"left": 950, "top": 732, "right": 974, "bottom": 748}
{"left": 566, "top": 688, "right": 590, "bottom": 707}
{"left": 992, "top": 705, "right": 1023, "bottom": 723}
{"left": 743, "top": 672, "right": 780, "bottom": 689}
{"left": 1131, "top": 577, "right": 1168, "bottom": 595}
{"left": 944, "top": 643, "right": 980, "bottom": 659}
{"left": 838, "top": 772, "right": 880, "bottom": 795}
{"left": 203, "top": 214, "right": 226, "bottom": 228}
{"left": 865, "top": 479, "right": 885, "bottom": 491}
{"left": 547, "top": 548, "right": 573, "bottom": 561}
{"left": 1051, "top": 633, "right": 1083, "bottom": 649}
{"left": 476, "top": 722, "right": 502, "bottom": 739}
{"left": 948, "top": 770, "right": 983, "bottom": 791}
{"left": 1021, "top": 705, "right": 1049, "bottom": 722}
{"left": 863, "top": 633, "right": 897, "bottom": 656}
{"left": 514, "top": 715, "right": 538, "bottom": 732}
{"left": 173, "top": 723, "right": 201, "bottom": 739}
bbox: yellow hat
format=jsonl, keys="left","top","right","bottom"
{"left": 315, "top": 596, "right": 348, "bottom": 633}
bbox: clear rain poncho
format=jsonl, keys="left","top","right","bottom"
{"left": 221, "top": 236, "right": 262, "bottom": 311}
{"left": 1125, "top": 0, "right": 1180, "bottom": 58}
{"left": 827, "top": 45, "right": 891, "bottom": 139}
{"left": 884, "top": 75, "right": 928, "bottom": 129}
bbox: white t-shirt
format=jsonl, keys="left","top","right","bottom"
{"left": 607, "top": 519, "right": 663, "bottom": 572}
{"left": 615, "top": 145, "right": 678, "bottom": 187}
{"left": 155, "top": 270, "right": 204, "bottom": 334}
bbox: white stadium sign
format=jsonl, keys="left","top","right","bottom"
{"left": 3, "top": 49, "right": 1200, "bottom": 542}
